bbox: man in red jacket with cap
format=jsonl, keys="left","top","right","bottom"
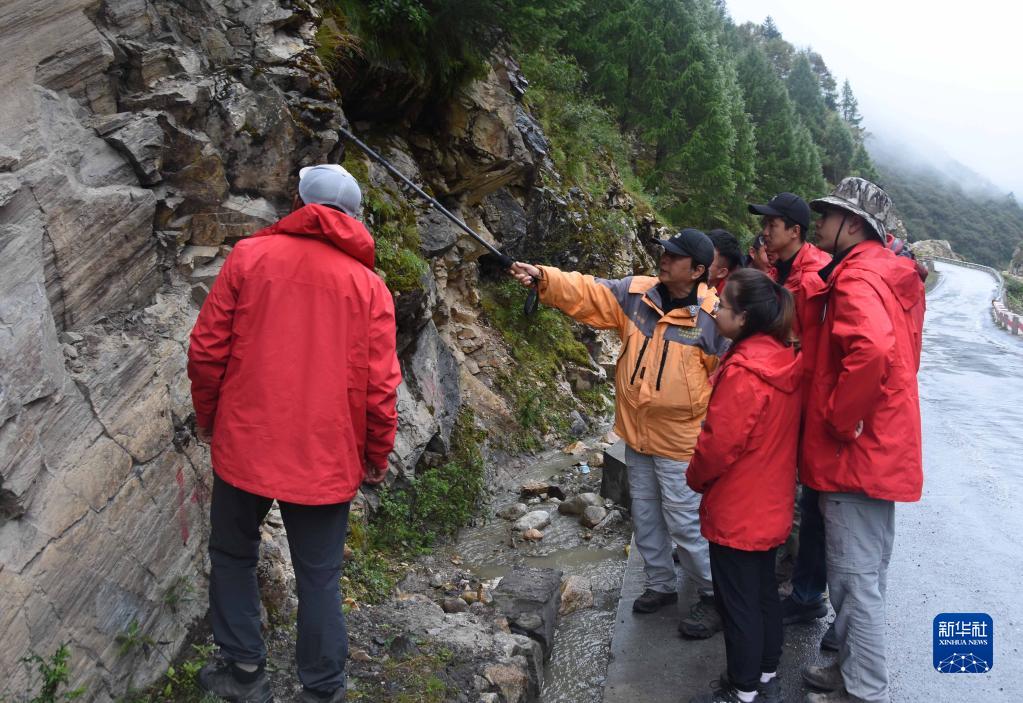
{"left": 748, "top": 192, "right": 835, "bottom": 643}
{"left": 798, "top": 177, "right": 925, "bottom": 703}
{"left": 188, "top": 163, "right": 401, "bottom": 703}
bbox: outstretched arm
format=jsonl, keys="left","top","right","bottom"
{"left": 510, "top": 261, "right": 628, "bottom": 332}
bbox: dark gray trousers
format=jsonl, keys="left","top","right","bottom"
{"left": 209, "top": 474, "right": 350, "bottom": 694}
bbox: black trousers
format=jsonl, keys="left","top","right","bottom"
{"left": 791, "top": 485, "right": 828, "bottom": 605}
{"left": 208, "top": 474, "right": 351, "bottom": 693}
{"left": 710, "top": 541, "right": 783, "bottom": 692}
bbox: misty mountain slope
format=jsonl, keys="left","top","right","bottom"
{"left": 869, "top": 135, "right": 1023, "bottom": 267}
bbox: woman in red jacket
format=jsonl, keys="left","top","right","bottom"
{"left": 687, "top": 268, "right": 802, "bottom": 703}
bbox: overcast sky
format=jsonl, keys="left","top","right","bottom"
{"left": 723, "top": 0, "right": 1023, "bottom": 197}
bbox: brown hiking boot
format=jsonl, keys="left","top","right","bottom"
{"left": 678, "top": 595, "right": 723, "bottom": 639}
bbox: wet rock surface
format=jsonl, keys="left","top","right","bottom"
{"left": 514, "top": 510, "right": 553, "bottom": 532}
{"left": 446, "top": 437, "right": 631, "bottom": 703}
{"left": 492, "top": 567, "right": 564, "bottom": 658}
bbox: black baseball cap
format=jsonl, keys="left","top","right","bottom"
{"left": 748, "top": 193, "right": 811, "bottom": 233}
{"left": 657, "top": 228, "right": 715, "bottom": 267}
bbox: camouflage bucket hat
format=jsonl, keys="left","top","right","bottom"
{"left": 810, "top": 177, "right": 891, "bottom": 242}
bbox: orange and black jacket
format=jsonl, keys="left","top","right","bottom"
{"left": 537, "top": 267, "right": 728, "bottom": 461}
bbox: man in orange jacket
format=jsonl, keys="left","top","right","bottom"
{"left": 798, "top": 178, "right": 925, "bottom": 703}
{"left": 188, "top": 164, "right": 401, "bottom": 703}
{"left": 510, "top": 229, "right": 728, "bottom": 639}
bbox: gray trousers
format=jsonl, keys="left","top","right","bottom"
{"left": 625, "top": 446, "right": 713, "bottom": 597}
{"left": 820, "top": 492, "right": 895, "bottom": 703}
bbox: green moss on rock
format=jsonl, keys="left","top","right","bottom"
{"left": 343, "top": 152, "right": 429, "bottom": 294}
{"left": 480, "top": 279, "right": 604, "bottom": 448}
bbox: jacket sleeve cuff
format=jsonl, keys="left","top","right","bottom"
{"left": 365, "top": 452, "right": 390, "bottom": 471}
{"left": 194, "top": 411, "right": 214, "bottom": 430}
{"left": 685, "top": 464, "right": 705, "bottom": 493}
{"left": 535, "top": 266, "right": 552, "bottom": 295}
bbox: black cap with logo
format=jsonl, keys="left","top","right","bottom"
{"left": 748, "top": 193, "right": 811, "bottom": 233}
{"left": 657, "top": 228, "right": 715, "bottom": 267}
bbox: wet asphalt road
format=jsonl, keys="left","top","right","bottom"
{"left": 885, "top": 262, "right": 1022, "bottom": 700}
{"left": 603, "top": 262, "right": 1022, "bottom": 702}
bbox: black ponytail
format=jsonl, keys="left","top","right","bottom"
{"left": 723, "top": 268, "right": 795, "bottom": 345}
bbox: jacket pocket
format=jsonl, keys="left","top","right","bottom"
{"left": 655, "top": 340, "right": 671, "bottom": 391}
{"left": 630, "top": 336, "right": 650, "bottom": 385}
{"left": 650, "top": 343, "right": 706, "bottom": 417}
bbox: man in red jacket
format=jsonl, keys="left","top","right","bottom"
{"left": 748, "top": 192, "right": 834, "bottom": 638}
{"left": 748, "top": 192, "right": 832, "bottom": 340}
{"left": 707, "top": 228, "right": 743, "bottom": 295}
{"left": 188, "top": 163, "right": 401, "bottom": 703}
{"left": 798, "top": 177, "right": 925, "bottom": 703}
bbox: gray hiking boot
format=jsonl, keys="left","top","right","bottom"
{"left": 820, "top": 621, "right": 839, "bottom": 651}
{"left": 801, "top": 663, "right": 843, "bottom": 692}
{"left": 297, "top": 685, "right": 346, "bottom": 702}
{"left": 805, "top": 688, "right": 870, "bottom": 703}
{"left": 678, "top": 595, "right": 724, "bottom": 639}
{"left": 198, "top": 661, "right": 273, "bottom": 703}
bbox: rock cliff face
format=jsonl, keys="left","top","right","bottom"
{"left": 0, "top": 1, "right": 346, "bottom": 696}
{"left": 0, "top": 1, "right": 654, "bottom": 698}
{"left": 1010, "top": 243, "right": 1023, "bottom": 277}
{"left": 909, "top": 239, "right": 964, "bottom": 261}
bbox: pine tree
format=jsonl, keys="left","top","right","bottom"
{"left": 762, "top": 16, "right": 781, "bottom": 39}
{"left": 821, "top": 113, "right": 855, "bottom": 183}
{"left": 504, "top": 0, "right": 584, "bottom": 51}
{"left": 840, "top": 79, "right": 864, "bottom": 132}
{"left": 850, "top": 143, "right": 880, "bottom": 181}
{"left": 720, "top": 62, "right": 757, "bottom": 226}
{"left": 735, "top": 45, "right": 824, "bottom": 200}
{"left": 648, "top": 5, "right": 740, "bottom": 222}
{"left": 807, "top": 51, "right": 838, "bottom": 110}
{"left": 789, "top": 120, "right": 828, "bottom": 198}
{"left": 786, "top": 53, "right": 827, "bottom": 141}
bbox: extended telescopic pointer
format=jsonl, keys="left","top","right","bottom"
{"left": 338, "top": 128, "right": 539, "bottom": 316}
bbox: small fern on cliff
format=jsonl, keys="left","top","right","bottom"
{"left": 17, "top": 644, "right": 85, "bottom": 703}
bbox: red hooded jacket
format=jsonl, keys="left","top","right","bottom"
{"left": 799, "top": 241, "right": 925, "bottom": 502}
{"left": 781, "top": 242, "right": 831, "bottom": 339}
{"left": 687, "top": 334, "right": 802, "bottom": 551}
{"left": 188, "top": 204, "right": 401, "bottom": 505}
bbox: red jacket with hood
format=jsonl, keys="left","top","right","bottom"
{"left": 188, "top": 204, "right": 401, "bottom": 505}
{"left": 782, "top": 242, "right": 831, "bottom": 339}
{"left": 687, "top": 334, "right": 802, "bottom": 551}
{"left": 799, "top": 241, "right": 925, "bottom": 502}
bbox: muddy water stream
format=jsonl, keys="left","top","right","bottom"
{"left": 448, "top": 437, "right": 630, "bottom": 703}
